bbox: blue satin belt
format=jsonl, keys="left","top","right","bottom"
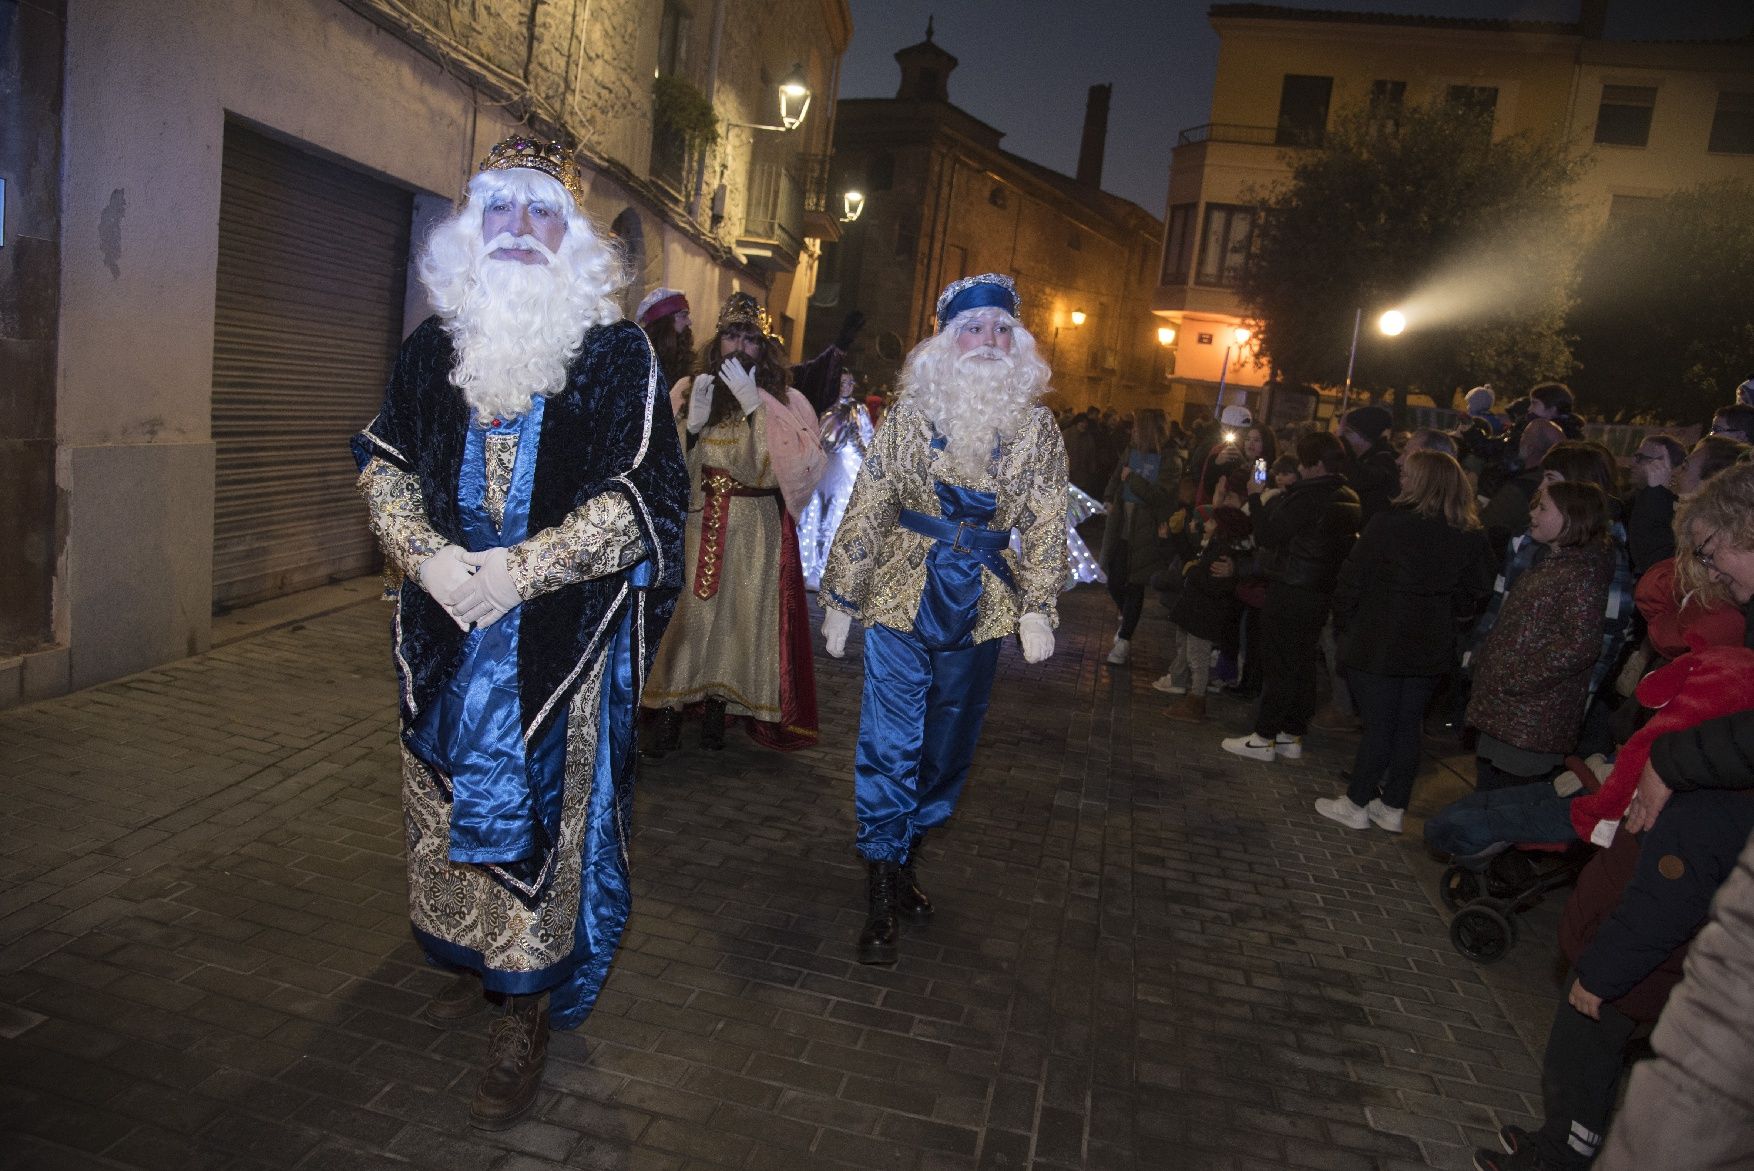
{"left": 898, "top": 507, "right": 1015, "bottom": 593}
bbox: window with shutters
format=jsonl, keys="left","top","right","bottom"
{"left": 1595, "top": 85, "right": 1656, "bottom": 147}
{"left": 1709, "top": 91, "right": 1754, "bottom": 154}
{"left": 1276, "top": 75, "right": 1333, "bottom": 147}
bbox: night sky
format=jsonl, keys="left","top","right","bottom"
{"left": 837, "top": 0, "right": 1754, "bottom": 217}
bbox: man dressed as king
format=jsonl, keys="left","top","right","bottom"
{"left": 352, "top": 135, "right": 687, "bottom": 1128}
{"left": 819, "top": 273, "right": 1068, "bottom": 966}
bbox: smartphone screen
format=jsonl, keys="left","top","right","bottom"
{"left": 1253, "top": 458, "right": 1268, "bottom": 484}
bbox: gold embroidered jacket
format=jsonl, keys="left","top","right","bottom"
{"left": 819, "top": 402, "right": 1067, "bottom": 643}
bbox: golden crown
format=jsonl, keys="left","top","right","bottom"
{"left": 716, "top": 291, "right": 773, "bottom": 337}
{"left": 476, "top": 135, "right": 586, "bottom": 206}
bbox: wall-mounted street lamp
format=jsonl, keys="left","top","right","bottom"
{"left": 841, "top": 190, "right": 865, "bottom": 223}
{"left": 727, "top": 64, "right": 813, "bottom": 134}
{"left": 1157, "top": 326, "right": 1176, "bottom": 346}
{"left": 1070, "top": 309, "right": 1087, "bottom": 327}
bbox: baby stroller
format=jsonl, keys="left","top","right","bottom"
{"left": 1440, "top": 757, "right": 1601, "bottom": 964}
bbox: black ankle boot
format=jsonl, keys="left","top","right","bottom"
{"left": 642, "top": 708, "right": 682, "bottom": 758}
{"left": 701, "top": 698, "right": 728, "bottom": 751}
{"left": 857, "top": 860, "right": 900, "bottom": 965}
{"left": 897, "top": 837, "right": 933, "bottom": 924}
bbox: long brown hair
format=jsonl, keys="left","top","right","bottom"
{"left": 689, "top": 328, "right": 791, "bottom": 427}
{"left": 1131, "top": 408, "right": 1167, "bottom": 453}
{"left": 1394, "top": 450, "right": 1480, "bottom": 530}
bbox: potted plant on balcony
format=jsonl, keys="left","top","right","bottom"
{"left": 652, "top": 75, "right": 717, "bottom": 195}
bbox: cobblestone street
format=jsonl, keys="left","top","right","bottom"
{"left": 0, "top": 585, "right": 1558, "bottom": 1171}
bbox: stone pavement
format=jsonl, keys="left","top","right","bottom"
{"left": 0, "top": 585, "right": 1562, "bottom": 1171}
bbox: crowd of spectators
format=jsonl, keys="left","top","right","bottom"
{"left": 1068, "top": 379, "right": 1754, "bottom": 1170}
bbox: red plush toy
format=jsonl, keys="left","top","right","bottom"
{"left": 1570, "top": 644, "right": 1754, "bottom": 842}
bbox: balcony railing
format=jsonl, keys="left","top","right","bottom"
{"left": 799, "top": 152, "right": 831, "bottom": 216}
{"left": 740, "top": 159, "right": 805, "bottom": 268}
{"left": 1176, "top": 123, "right": 1282, "bottom": 147}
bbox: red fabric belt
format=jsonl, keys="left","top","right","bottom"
{"left": 694, "top": 465, "right": 781, "bottom": 600}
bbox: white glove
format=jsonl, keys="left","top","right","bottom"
{"left": 1019, "top": 613, "right": 1055, "bottom": 664}
{"left": 719, "top": 359, "right": 762, "bottom": 415}
{"left": 454, "top": 546, "right": 524, "bottom": 629}
{"left": 415, "top": 544, "right": 478, "bottom": 631}
{"left": 685, "top": 374, "right": 716, "bottom": 434}
{"left": 822, "top": 609, "right": 853, "bottom": 658}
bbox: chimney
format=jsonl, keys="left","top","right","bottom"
{"left": 1578, "top": 0, "right": 1608, "bottom": 39}
{"left": 1076, "top": 84, "right": 1111, "bottom": 188}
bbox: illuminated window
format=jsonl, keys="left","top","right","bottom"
{"left": 1195, "top": 204, "right": 1255, "bottom": 288}
{"left": 1709, "top": 91, "right": 1754, "bottom": 154}
{"left": 1276, "top": 75, "right": 1333, "bottom": 147}
{"left": 1595, "top": 85, "right": 1656, "bottom": 147}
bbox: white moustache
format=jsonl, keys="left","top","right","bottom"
{"left": 481, "top": 232, "right": 558, "bottom": 262}
{"left": 956, "top": 346, "right": 1014, "bottom": 366}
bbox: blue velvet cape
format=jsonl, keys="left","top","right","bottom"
{"left": 354, "top": 317, "right": 687, "bottom": 744}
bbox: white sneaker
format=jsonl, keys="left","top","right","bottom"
{"left": 1106, "top": 638, "right": 1130, "bottom": 665}
{"left": 1151, "top": 675, "right": 1186, "bottom": 695}
{"left": 1365, "top": 799, "right": 1405, "bottom": 833}
{"left": 1221, "top": 734, "right": 1276, "bottom": 762}
{"left": 1274, "top": 734, "right": 1303, "bottom": 760}
{"left": 1315, "top": 796, "right": 1370, "bottom": 829}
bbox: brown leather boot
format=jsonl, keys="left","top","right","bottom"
{"left": 422, "top": 968, "right": 486, "bottom": 1024}
{"left": 856, "top": 861, "right": 900, "bottom": 965}
{"left": 469, "top": 995, "right": 549, "bottom": 1130}
{"left": 1166, "top": 694, "right": 1208, "bottom": 723}
{"left": 897, "top": 835, "right": 933, "bottom": 924}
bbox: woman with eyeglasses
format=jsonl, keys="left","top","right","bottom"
{"left": 1627, "top": 435, "right": 1687, "bottom": 576}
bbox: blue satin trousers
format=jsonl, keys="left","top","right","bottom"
{"left": 853, "top": 624, "right": 1001, "bottom": 862}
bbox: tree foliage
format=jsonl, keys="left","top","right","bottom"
{"left": 1237, "top": 101, "right": 1584, "bottom": 403}
{"left": 1570, "top": 180, "right": 1754, "bottom": 423}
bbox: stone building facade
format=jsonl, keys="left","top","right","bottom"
{"left": 805, "top": 28, "right": 1163, "bottom": 413}
{"left": 0, "top": 0, "right": 850, "bottom": 706}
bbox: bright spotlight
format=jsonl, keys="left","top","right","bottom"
{"left": 1157, "top": 326, "right": 1176, "bottom": 346}
{"left": 1378, "top": 310, "right": 1406, "bottom": 336}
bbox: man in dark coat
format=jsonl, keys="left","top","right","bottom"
{"left": 1338, "top": 404, "right": 1399, "bottom": 526}
{"left": 353, "top": 136, "right": 687, "bottom": 1129}
{"left": 1221, "top": 431, "right": 1360, "bottom": 762}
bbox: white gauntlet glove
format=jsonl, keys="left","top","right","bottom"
{"left": 455, "top": 546, "right": 524, "bottom": 629}
{"left": 822, "top": 609, "right": 853, "bottom": 658}
{"left": 719, "top": 359, "right": 762, "bottom": 415}
{"left": 685, "top": 374, "right": 716, "bottom": 434}
{"left": 1019, "top": 613, "right": 1055, "bottom": 664}
{"left": 415, "top": 544, "right": 479, "bottom": 631}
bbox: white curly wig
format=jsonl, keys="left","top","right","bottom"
{"left": 896, "top": 307, "right": 1052, "bottom": 479}
{"left": 418, "top": 168, "right": 625, "bottom": 423}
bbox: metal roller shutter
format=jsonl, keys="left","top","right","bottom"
{"left": 211, "top": 120, "right": 411, "bottom": 609}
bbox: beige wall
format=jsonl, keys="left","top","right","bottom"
{"left": 1154, "top": 12, "right": 1754, "bottom": 415}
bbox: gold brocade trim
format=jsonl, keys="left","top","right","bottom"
{"left": 641, "top": 681, "right": 784, "bottom": 718}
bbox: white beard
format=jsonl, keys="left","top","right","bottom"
{"left": 446, "top": 234, "right": 593, "bottom": 423}
{"left": 927, "top": 349, "right": 1035, "bottom": 480}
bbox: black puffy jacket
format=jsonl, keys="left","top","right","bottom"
{"left": 1331, "top": 508, "right": 1494, "bottom": 677}
{"left": 1254, "top": 473, "right": 1361, "bottom": 594}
